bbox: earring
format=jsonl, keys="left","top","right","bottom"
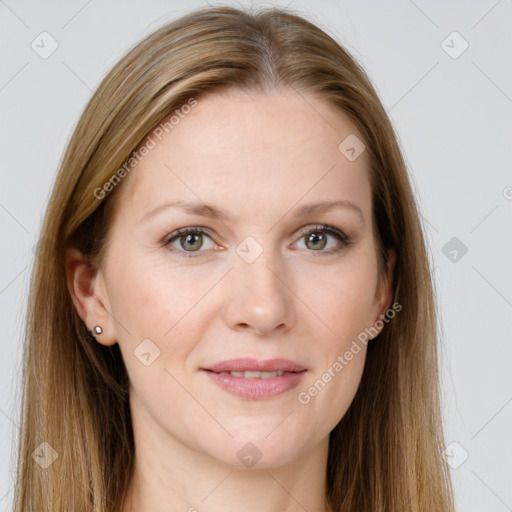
{"left": 91, "top": 325, "right": 103, "bottom": 336}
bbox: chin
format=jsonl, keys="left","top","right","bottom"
{"left": 199, "top": 432, "right": 311, "bottom": 470}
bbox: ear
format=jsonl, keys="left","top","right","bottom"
{"left": 64, "top": 247, "right": 117, "bottom": 346}
{"left": 372, "top": 247, "right": 397, "bottom": 334}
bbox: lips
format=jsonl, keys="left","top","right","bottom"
{"left": 200, "top": 358, "right": 307, "bottom": 399}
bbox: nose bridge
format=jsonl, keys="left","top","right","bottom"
{"left": 226, "top": 236, "right": 294, "bottom": 335}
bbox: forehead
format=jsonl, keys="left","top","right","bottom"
{"left": 118, "top": 87, "right": 371, "bottom": 224}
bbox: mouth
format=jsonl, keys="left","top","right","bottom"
{"left": 200, "top": 358, "right": 307, "bottom": 399}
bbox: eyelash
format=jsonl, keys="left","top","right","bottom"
{"left": 162, "top": 224, "right": 353, "bottom": 259}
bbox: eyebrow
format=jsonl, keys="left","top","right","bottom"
{"left": 139, "top": 199, "right": 364, "bottom": 225}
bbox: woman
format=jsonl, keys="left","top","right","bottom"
{"left": 14, "top": 5, "right": 455, "bottom": 511}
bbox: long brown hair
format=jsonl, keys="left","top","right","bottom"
{"left": 13, "top": 6, "right": 454, "bottom": 511}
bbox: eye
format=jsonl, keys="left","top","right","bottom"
{"left": 164, "top": 227, "right": 218, "bottom": 257}
{"left": 293, "top": 224, "right": 352, "bottom": 254}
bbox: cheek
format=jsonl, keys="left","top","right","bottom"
{"left": 107, "top": 250, "right": 202, "bottom": 333}
{"left": 299, "top": 255, "right": 378, "bottom": 340}
{"left": 107, "top": 253, "right": 219, "bottom": 374}
{"left": 108, "top": 259, "right": 206, "bottom": 426}
{"left": 292, "top": 257, "right": 375, "bottom": 429}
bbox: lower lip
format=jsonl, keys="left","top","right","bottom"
{"left": 202, "top": 370, "right": 307, "bottom": 399}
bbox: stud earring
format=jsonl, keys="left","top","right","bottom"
{"left": 90, "top": 325, "right": 103, "bottom": 336}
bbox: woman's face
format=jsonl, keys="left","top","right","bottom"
{"left": 77, "top": 88, "right": 394, "bottom": 469}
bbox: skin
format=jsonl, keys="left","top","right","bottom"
{"left": 66, "top": 87, "right": 396, "bottom": 512}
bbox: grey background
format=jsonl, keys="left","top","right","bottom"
{"left": 1, "top": 0, "right": 511, "bottom": 510}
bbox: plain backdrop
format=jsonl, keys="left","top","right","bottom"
{"left": 1, "top": 1, "right": 511, "bottom": 510}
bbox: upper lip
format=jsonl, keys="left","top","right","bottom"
{"left": 202, "top": 358, "right": 307, "bottom": 373}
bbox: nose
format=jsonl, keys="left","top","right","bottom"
{"left": 222, "top": 246, "right": 295, "bottom": 337}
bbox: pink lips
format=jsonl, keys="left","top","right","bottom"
{"left": 201, "top": 358, "right": 307, "bottom": 400}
